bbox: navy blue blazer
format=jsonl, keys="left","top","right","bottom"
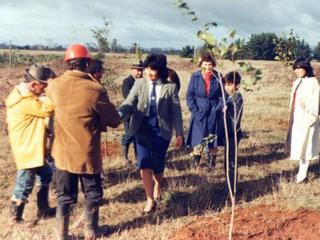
{"left": 218, "top": 92, "right": 243, "bottom": 145}
{"left": 186, "top": 70, "right": 224, "bottom": 147}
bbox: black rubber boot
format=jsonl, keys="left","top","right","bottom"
{"left": 84, "top": 205, "right": 99, "bottom": 240}
{"left": 192, "top": 155, "right": 201, "bottom": 168}
{"left": 208, "top": 154, "right": 216, "bottom": 170}
{"left": 37, "top": 185, "right": 56, "bottom": 219}
{"left": 10, "top": 201, "right": 25, "bottom": 223}
{"left": 56, "top": 204, "right": 70, "bottom": 240}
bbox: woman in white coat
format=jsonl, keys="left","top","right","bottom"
{"left": 287, "top": 58, "right": 320, "bottom": 183}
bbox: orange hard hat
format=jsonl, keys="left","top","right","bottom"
{"left": 64, "top": 43, "right": 90, "bottom": 62}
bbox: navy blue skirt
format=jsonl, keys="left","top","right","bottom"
{"left": 135, "top": 132, "right": 170, "bottom": 174}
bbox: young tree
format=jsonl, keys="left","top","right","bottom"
{"left": 175, "top": 2, "right": 250, "bottom": 240}
{"left": 274, "top": 29, "right": 298, "bottom": 65}
{"left": 110, "top": 38, "right": 118, "bottom": 53}
{"left": 91, "top": 18, "right": 110, "bottom": 59}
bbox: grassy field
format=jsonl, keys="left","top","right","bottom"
{"left": 0, "top": 56, "right": 319, "bottom": 239}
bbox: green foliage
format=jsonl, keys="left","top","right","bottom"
{"left": 293, "top": 39, "right": 312, "bottom": 59}
{"left": 313, "top": 42, "right": 320, "bottom": 60}
{"left": 238, "top": 61, "right": 262, "bottom": 91}
{"left": 244, "top": 32, "right": 277, "bottom": 60}
{"left": 180, "top": 45, "right": 194, "bottom": 58}
{"left": 274, "top": 30, "right": 298, "bottom": 65}
{"left": 91, "top": 18, "right": 110, "bottom": 59}
{"left": 174, "top": 0, "right": 199, "bottom": 21}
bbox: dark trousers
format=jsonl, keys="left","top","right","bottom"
{"left": 56, "top": 168, "right": 103, "bottom": 208}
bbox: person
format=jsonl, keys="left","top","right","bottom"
{"left": 6, "top": 64, "right": 56, "bottom": 223}
{"left": 168, "top": 68, "right": 181, "bottom": 93}
{"left": 46, "top": 43, "right": 120, "bottom": 239}
{"left": 286, "top": 58, "right": 319, "bottom": 183}
{"left": 219, "top": 71, "right": 244, "bottom": 196}
{"left": 118, "top": 54, "right": 184, "bottom": 213}
{"left": 186, "top": 51, "right": 223, "bottom": 169}
{"left": 121, "top": 61, "right": 144, "bottom": 162}
{"left": 89, "top": 58, "right": 105, "bottom": 83}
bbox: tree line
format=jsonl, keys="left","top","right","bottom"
{"left": 181, "top": 31, "right": 320, "bottom": 61}
{"left": 1, "top": 31, "right": 320, "bottom": 61}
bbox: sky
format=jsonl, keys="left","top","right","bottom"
{"left": 1, "top": 0, "right": 320, "bottom": 49}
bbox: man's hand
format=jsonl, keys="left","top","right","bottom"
{"left": 175, "top": 135, "right": 184, "bottom": 149}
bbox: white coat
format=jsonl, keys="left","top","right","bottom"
{"left": 289, "top": 77, "right": 319, "bottom": 161}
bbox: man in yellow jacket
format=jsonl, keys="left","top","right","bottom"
{"left": 46, "top": 44, "right": 120, "bottom": 240}
{"left": 6, "top": 64, "right": 56, "bottom": 223}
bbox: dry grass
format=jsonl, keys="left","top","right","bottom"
{"left": 0, "top": 56, "right": 319, "bottom": 239}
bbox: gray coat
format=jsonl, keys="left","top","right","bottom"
{"left": 119, "top": 78, "right": 183, "bottom": 141}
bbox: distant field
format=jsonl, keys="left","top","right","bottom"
{"left": 0, "top": 49, "right": 64, "bottom": 55}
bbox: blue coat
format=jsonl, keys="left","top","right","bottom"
{"left": 186, "top": 70, "right": 224, "bottom": 147}
{"left": 217, "top": 92, "right": 244, "bottom": 146}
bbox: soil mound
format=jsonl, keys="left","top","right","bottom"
{"left": 169, "top": 205, "right": 320, "bottom": 240}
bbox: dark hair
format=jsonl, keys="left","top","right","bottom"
{"left": 223, "top": 71, "right": 242, "bottom": 85}
{"left": 198, "top": 51, "right": 216, "bottom": 67}
{"left": 68, "top": 58, "right": 90, "bottom": 72}
{"left": 292, "top": 58, "right": 314, "bottom": 77}
{"left": 143, "top": 54, "right": 169, "bottom": 80}
{"left": 89, "top": 59, "right": 104, "bottom": 74}
{"left": 168, "top": 68, "right": 181, "bottom": 91}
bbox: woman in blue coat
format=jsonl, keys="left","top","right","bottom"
{"left": 186, "top": 51, "right": 223, "bottom": 169}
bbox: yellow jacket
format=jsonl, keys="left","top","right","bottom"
{"left": 6, "top": 83, "right": 54, "bottom": 169}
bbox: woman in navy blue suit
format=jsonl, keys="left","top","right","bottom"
{"left": 186, "top": 51, "right": 223, "bottom": 169}
{"left": 119, "top": 54, "right": 184, "bottom": 213}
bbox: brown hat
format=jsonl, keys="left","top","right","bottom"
{"left": 131, "top": 61, "right": 144, "bottom": 70}
{"left": 25, "top": 64, "right": 55, "bottom": 83}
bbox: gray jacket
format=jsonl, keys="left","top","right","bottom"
{"left": 119, "top": 78, "right": 183, "bottom": 140}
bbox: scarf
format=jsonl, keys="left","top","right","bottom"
{"left": 203, "top": 71, "right": 213, "bottom": 96}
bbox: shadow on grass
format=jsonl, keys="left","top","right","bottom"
{"left": 167, "top": 142, "right": 289, "bottom": 170}
{"left": 107, "top": 163, "right": 306, "bottom": 235}
{"left": 103, "top": 165, "right": 140, "bottom": 186}
{"left": 166, "top": 157, "right": 192, "bottom": 171}
{"left": 112, "top": 186, "right": 145, "bottom": 203}
{"left": 238, "top": 142, "right": 288, "bottom": 166}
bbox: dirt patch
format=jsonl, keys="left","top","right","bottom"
{"left": 169, "top": 205, "right": 320, "bottom": 240}
{"left": 101, "top": 141, "right": 122, "bottom": 157}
